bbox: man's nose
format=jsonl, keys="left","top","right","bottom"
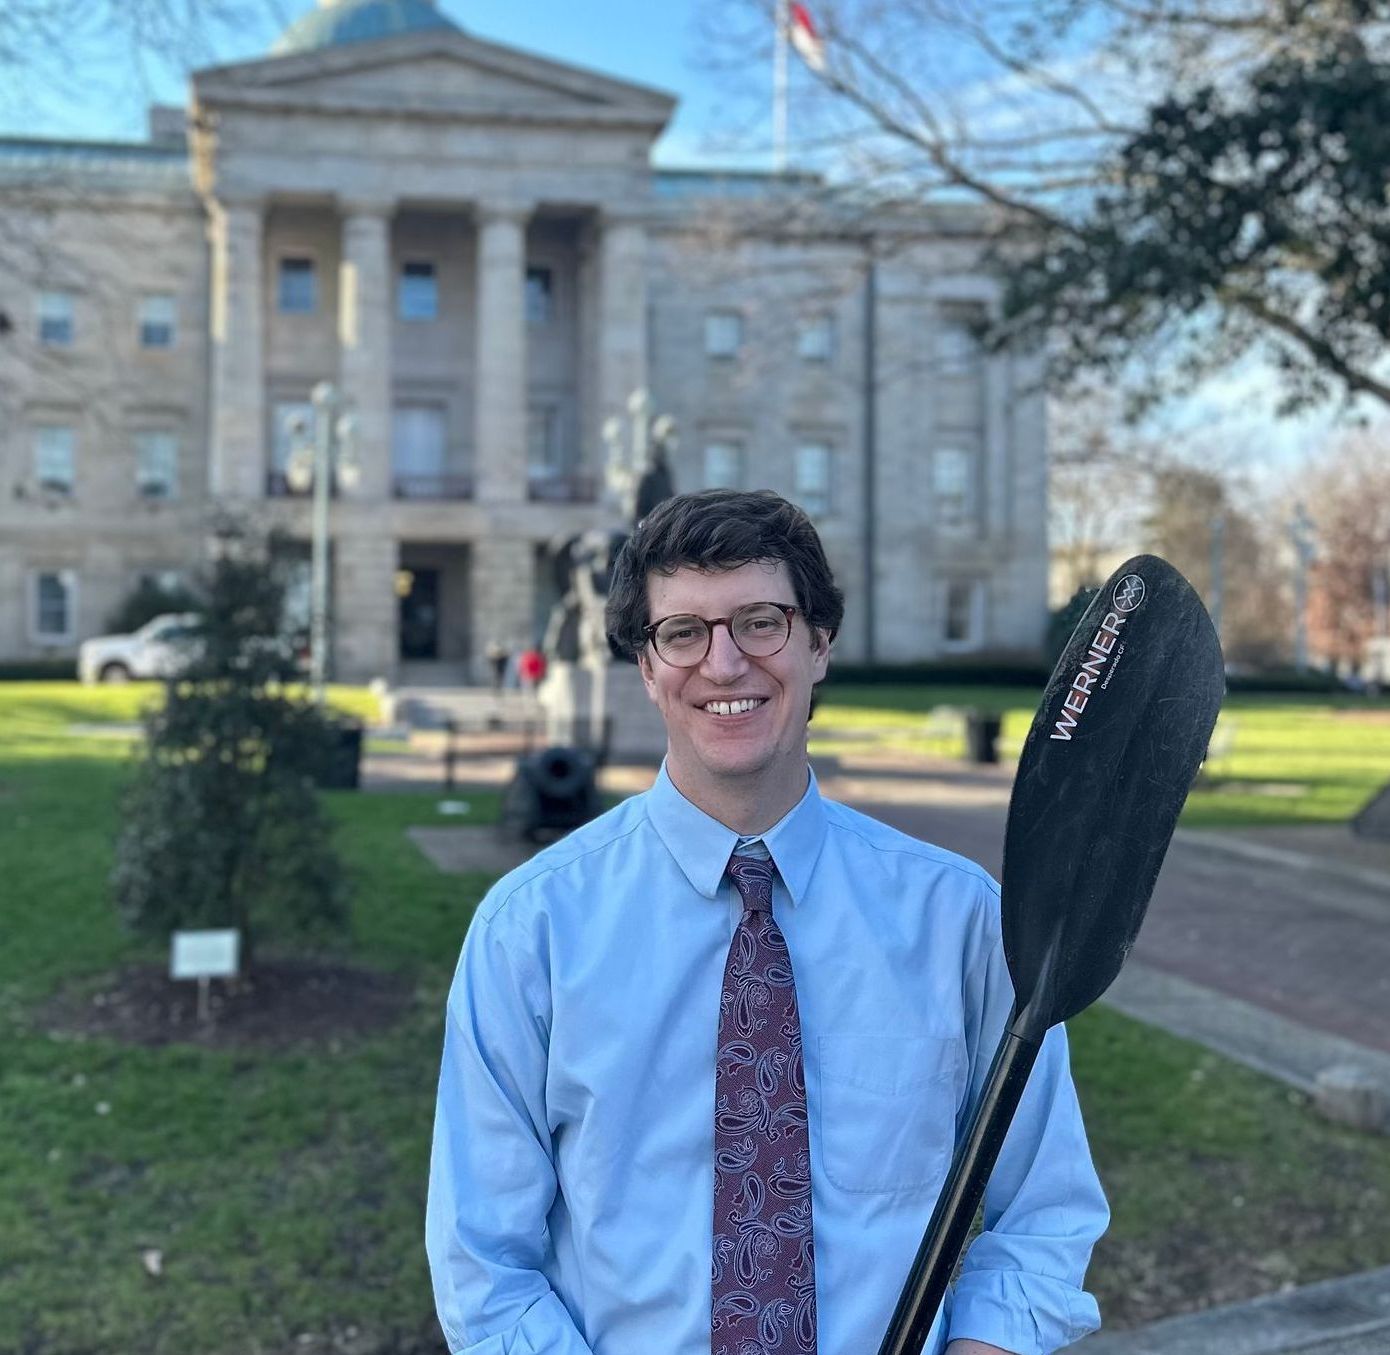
{"left": 702, "top": 621, "right": 749, "bottom": 677}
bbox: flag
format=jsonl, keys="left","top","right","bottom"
{"left": 788, "top": 2, "right": 826, "bottom": 72}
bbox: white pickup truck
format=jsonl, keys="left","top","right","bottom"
{"left": 78, "top": 613, "right": 202, "bottom": 684}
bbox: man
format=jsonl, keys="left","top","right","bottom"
{"left": 426, "top": 489, "right": 1108, "bottom": 1355}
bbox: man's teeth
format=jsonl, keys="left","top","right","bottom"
{"left": 705, "top": 698, "right": 766, "bottom": 716}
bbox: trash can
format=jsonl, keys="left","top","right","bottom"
{"left": 964, "top": 710, "right": 1001, "bottom": 765}
{"left": 318, "top": 721, "right": 364, "bottom": 789}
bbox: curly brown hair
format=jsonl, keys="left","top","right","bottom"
{"left": 605, "top": 489, "right": 845, "bottom": 663}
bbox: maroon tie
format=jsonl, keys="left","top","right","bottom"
{"left": 712, "top": 851, "right": 818, "bottom": 1354}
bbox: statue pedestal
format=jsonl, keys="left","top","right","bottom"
{"left": 537, "top": 659, "right": 667, "bottom": 764}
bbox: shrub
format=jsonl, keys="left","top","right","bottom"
{"left": 110, "top": 532, "right": 348, "bottom": 966}
{"left": 1046, "top": 587, "right": 1100, "bottom": 669}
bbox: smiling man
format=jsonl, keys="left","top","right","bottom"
{"left": 426, "top": 490, "right": 1108, "bottom": 1355}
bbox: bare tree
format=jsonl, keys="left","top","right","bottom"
{"left": 1048, "top": 385, "right": 1161, "bottom": 599}
{"left": 1302, "top": 429, "right": 1390, "bottom": 669}
{"left": 697, "top": 0, "right": 1390, "bottom": 415}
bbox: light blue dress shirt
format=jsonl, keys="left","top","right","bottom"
{"left": 426, "top": 764, "right": 1108, "bottom": 1355}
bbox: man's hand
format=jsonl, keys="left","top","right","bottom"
{"left": 946, "top": 1343, "right": 1017, "bottom": 1355}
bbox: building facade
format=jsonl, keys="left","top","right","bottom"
{"left": 0, "top": 0, "right": 1048, "bottom": 681}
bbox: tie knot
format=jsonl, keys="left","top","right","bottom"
{"left": 727, "top": 854, "right": 775, "bottom": 912}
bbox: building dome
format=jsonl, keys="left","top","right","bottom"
{"left": 271, "top": 0, "right": 459, "bottom": 56}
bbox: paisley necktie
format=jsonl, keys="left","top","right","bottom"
{"left": 712, "top": 849, "right": 818, "bottom": 1354}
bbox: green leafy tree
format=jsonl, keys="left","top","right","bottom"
{"left": 111, "top": 530, "right": 348, "bottom": 967}
{"left": 1002, "top": 28, "right": 1390, "bottom": 412}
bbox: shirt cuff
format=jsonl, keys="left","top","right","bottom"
{"left": 444, "top": 1290, "right": 595, "bottom": 1355}
{"left": 947, "top": 1267, "right": 1101, "bottom": 1355}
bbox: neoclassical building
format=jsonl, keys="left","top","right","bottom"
{"left": 0, "top": 0, "right": 1048, "bottom": 680}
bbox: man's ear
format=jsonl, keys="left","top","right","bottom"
{"left": 637, "top": 648, "right": 659, "bottom": 700}
{"left": 810, "top": 627, "right": 831, "bottom": 681}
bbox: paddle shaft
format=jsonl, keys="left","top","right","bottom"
{"left": 876, "top": 1027, "right": 1040, "bottom": 1355}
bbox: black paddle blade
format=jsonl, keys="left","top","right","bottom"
{"left": 1003, "top": 555, "right": 1224, "bottom": 1042}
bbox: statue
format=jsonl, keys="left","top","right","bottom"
{"left": 536, "top": 393, "right": 678, "bottom": 758}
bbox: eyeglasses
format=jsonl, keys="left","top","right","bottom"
{"left": 642, "top": 602, "right": 800, "bottom": 668}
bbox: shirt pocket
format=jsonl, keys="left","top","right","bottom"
{"left": 818, "top": 1033, "right": 965, "bottom": 1194}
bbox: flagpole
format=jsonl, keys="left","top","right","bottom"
{"left": 773, "top": 0, "right": 789, "bottom": 174}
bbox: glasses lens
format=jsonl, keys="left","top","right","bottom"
{"left": 732, "top": 604, "right": 791, "bottom": 655}
{"left": 654, "top": 616, "right": 710, "bottom": 665}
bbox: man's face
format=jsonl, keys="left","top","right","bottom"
{"left": 638, "top": 560, "right": 830, "bottom": 803}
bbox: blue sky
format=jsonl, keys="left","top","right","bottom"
{"left": 5, "top": 0, "right": 742, "bottom": 167}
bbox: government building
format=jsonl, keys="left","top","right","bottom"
{"left": 0, "top": 0, "right": 1048, "bottom": 681}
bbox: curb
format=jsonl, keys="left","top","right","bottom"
{"left": 1174, "top": 829, "right": 1390, "bottom": 901}
{"left": 1075, "top": 1265, "right": 1390, "bottom": 1354}
{"left": 1101, "top": 964, "right": 1390, "bottom": 1132}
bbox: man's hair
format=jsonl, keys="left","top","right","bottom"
{"left": 605, "top": 489, "right": 846, "bottom": 663}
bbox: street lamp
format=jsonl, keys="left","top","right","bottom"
{"left": 1288, "top": 502, "right": 1316, "bottom": 674}
{"left": 285, "top": 380, "right": 360, "bottom": 703}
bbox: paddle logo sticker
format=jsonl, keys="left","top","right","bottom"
{"left": 1050, "top": 574, "right": 1146, "bottom": 741}
{"left": 1114, "top": 575, "right": 1146, "bottom": 613}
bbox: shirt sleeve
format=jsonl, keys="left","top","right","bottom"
{"left": 425, "top": 901, "right": 596, "bottom": 1355}
{"left": 945, "top": 882, "right": 1110, "bottom": 1355}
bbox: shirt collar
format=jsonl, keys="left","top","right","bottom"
{"left": 645, "top": 761, "right": 828, "bottom": 907}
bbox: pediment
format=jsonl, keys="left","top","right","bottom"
{"left": 193, "top": 30, "right": 675, "bottom": 129}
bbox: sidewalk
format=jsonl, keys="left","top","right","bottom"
{"left": 1076, "top": 1264, "right": 1390, "bottom": 1354}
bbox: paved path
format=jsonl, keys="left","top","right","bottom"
{"left": 815, "top": 753, "right": 1390, "bottom": 1063}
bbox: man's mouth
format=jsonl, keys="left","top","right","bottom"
{"left": 702, "top": 698, "right": 768, "bottom": 717}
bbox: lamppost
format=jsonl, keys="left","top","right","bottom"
{"left": 1209, "top": 512, "right": 1225, "bottom": 650}
{"left": 1288, "top": 502, "right": 1316, "bottom": 674}
{"left": 285, "top": 381, "right": 359, "bottom": 703}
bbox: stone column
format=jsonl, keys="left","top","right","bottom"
{"left": 473, "top": 203, "right": 531, "bottom": 503}
{"left": 470, "top": 536, "right": 535, "bottom": 674}
{"left": 333, "top": 531, "right": 398, "bottom": 682}
{"left": 339, "top": 201, "right": 394, "bottom": 501}
{"left": 594, "top": 213, "right": 648, "bottom": 450}
{"left": 207, "top": 198, "right": 265, "bottom": 501}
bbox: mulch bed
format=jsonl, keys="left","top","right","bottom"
{"left": 35, "top": 956, "right": 413, "bottom": 1050}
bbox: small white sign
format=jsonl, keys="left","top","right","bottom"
{"left": 170, "top": 929, "right": 241, "bottom": 981}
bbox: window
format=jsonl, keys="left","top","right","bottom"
{"left": 933, "top": 446, "right": 974, "bottom": 529}
{"left": 525, "top": 267, "right": 554, "bottom": 326}
{"left": 31, "top": 571, "right": 75, "bottom": 642}
{"left": 399, "top": 261, "right": 438, "bottom": 321}
{"left": 393, "top": 405, "right": 448, "bottom": 477}
{"left": 944, "top": 579, "right": 982, "bottom": 647}
{"left": 704, "top": 310, "right": 743, "bottom": 358}
{"left": 703, "top": 441, "right": 743, "bottom": 490}
{"left": 527, "top": 405, "right": 561, "bottom": 477}
{"left": 277, "top": 258, "right": 317, "bottom": 314}
{"left": 135, "top": 431, "right": 178, "bottom": 499}
{"left": 38, "top": 292, "right": 74, "bottom": 346}
{"left": 794, "top": 442, "right": 831, "bottom": 516}
{"left": 797, "top": 313, "right": 835, "bottom": 361}
{"left": 34, "top": 425, "right": 75, "bottom": 493}
{"left": 138, "top": 295, "right": 176, "bottom": 348}
{"left": 271, "top": 400, "right": 314, "bottom": 475}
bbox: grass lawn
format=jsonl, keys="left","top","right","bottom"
{"left": 3, "top": 682, "right": 1390, "bottom": 1351}
{"left": 816, "top": 683, "right": 1390, "bottom": 829}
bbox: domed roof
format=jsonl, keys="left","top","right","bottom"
{"left": 271, "top": 0, "right": 459, "bottom": 56}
